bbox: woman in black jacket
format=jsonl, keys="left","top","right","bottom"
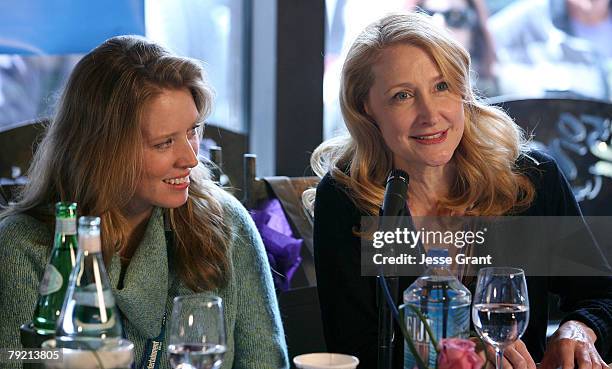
{"left": 308, "top": 12, "right": 611, "bottom": 369}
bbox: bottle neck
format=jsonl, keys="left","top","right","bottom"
{"left": 425, "top": 264, "right": 454, "bottom": 277}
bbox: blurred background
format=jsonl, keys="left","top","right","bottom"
{"left": 1, "top": 2, "right": 611, "bottom": 365}
{"left": 1, "top": 0, "right": 611, "bottom": 201}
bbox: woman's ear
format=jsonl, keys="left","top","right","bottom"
{"left": 363, "top": 98, "right": 378, "bottom": 127}
{"left": 363, "top": 99, "right": 372, "bottom": 118}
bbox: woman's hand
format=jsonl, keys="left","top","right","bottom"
{"left": 475, "top": 338, "right": 537, "bottom": 369}
{"left": 541, "top": 320, "right": 609, "bottom": 369}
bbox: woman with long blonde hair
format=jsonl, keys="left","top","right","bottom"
{"left": 0, "top": 35, "right": 288, "bottom": 369}
{"left": 310, "top": 12, "right": 611, "bottom": 369}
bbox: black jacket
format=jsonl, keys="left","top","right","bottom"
{"left": 313, "top": 150, "right": 612, "bottom": 368}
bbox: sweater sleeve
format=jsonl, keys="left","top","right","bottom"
{"left": 223, "top": 195, "right": 289, "bottom": 369}
{"left": 0, "top": 214, "right": 52, "bottom": 369}
{"left": 313, "top": 173, "right": 379, "bottom": 368}
{"left": 531, "top": 152, "right": 612, "bottom": 359}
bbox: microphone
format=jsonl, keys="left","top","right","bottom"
{"left": 381, "top": 169, "right": 409, "bottom": 217}
{"left": 378, "top": 169, "right": 409, "bottom": 369}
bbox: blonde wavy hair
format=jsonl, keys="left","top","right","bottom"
{"left": 1, "top": 36, "right": 231, "bottom": 291}
{"left": 308, "top": 13, "right": 535, "bottom": 216}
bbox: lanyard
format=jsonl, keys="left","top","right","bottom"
{"left": 136, "top": 312, "right": 167, "bottom": 369}
{"left": 120, "top": 311, "right": 167, "bottom": 369}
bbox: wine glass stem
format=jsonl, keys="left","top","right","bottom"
{"left": 495, "top": 347, "right": 504, "bottom": 369}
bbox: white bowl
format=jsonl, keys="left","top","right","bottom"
{"left": 41, "top": 338, "right": 134, "bottom": 369}
{"left": 293, "top": 353, "right": 359, "bottom": 369}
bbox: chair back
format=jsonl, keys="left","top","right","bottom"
{"left": 490, "top": 97, "right": 612, "bottom": 215}
{"left": 240, "top": 153, "right": 326, "bottom": 360}
{"left": 0, "top": 118, "right": 46, "bottom": 180}
{"left": 491, "top": 96, "right": 612, "bottom": 271}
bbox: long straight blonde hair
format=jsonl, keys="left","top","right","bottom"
{"left": 1, "top": 36, "right": 231, "bottom": 291}
{"left": 309, "top": 13, "right": 535, "bottom": 216}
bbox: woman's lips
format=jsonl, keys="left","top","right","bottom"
{"left": 411, "top": 129, "right": 448, "bottom": 145}
{"left": 163, "top": 175, "right": 190, "bottom": 190}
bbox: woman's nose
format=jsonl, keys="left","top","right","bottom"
{"left": 417, "top": 95, "right": 440, "bottom": 125}
{"left": 177, "top": 138, "right": 199, "bottom": 168}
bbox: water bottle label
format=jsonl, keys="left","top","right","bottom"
{"left": 39, "top": 264, "right": 63, "bottom": 296}
{"left": 404, "top": 311, "right": 437, "bottom": 368}
{"left": 73, "top": 289, "right": 116, "bottom": 308}
{"left": 405, "top": 315, "right": 433, "bottom": 344}
{"left": 56, "top": 218, "right": 77, "bottom": 235}
{"left": 403, "top": 304, "right": 470, "bottom": 369}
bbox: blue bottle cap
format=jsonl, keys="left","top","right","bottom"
{"left": 426, "top": 247, "right": 449, "bottom": 260}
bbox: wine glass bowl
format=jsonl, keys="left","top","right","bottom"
{"left": 167, "top": 295, "right": 226, "bottom": 369}
{"left": 472, "top": 267, "right": 529, "bottom": 369}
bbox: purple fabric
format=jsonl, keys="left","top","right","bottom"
{"left": 250, "top": 199, "right": 303, "bottom": 291}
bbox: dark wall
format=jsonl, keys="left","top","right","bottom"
{"left": 275, "top": 0, "right": 324, "bottom": 176}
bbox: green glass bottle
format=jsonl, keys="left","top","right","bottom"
{"left": 32, "top": 202, "right": 78, "bottom": 334}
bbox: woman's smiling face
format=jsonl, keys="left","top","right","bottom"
{"left": 365, "top": 44, "right": 465, "bottom": 172}
{"left": 126, "top": 88, "right": 201, "bottom": 217}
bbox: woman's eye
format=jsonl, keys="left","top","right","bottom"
{"left": 155, "top": 139, "right": 172, "bottom": 149}
{"left": 393, "top": 91, "right": 410, "bottom": 101}
{"left": 435, "top": 81, "right": 449, "bottom": 91}
{"left": 188, "top": 124, "right": 201, "bottom": 137}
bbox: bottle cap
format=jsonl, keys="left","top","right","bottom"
{"left": 426, "top": 247, "right": 450, "bottom": 265}
{"left": 55, "top": 202, "right": 77, "bottom": 218}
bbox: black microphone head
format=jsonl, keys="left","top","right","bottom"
{"left": 386, "top": 169, "right": 409, "bottom": 186}
{"left": 382, "top": 169, "right": 409, "bottom": 217}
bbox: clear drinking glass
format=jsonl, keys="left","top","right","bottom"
{"left": 472, "top": 267, "right": 529, "bottom": 369}
{"left": 167, "top": 295, "right": 226, "bottom": 369}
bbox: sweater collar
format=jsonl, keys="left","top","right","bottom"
{"left": 108, "top": 207, "right": 169, "bottom": 339}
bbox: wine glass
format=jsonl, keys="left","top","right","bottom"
{"left": 167, "top": 294, "right": 226, "bottom": 369}
{"left": 472, "top": 267, "right": 529, "bottom": 369}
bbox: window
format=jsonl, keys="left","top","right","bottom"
{"left": 146, "top": 0, "right": 247, "bottom": 134}
{"left": 323, "top": 0, "right": 612, "bottom": 139}
{"left": 0, "top": 0, "right": 247, "bottom": 134}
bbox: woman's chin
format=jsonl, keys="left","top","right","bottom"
{"left": 394, "top": 149, "right": 457, "bottom": 171}
{"left": 159, "top": 195, "right": 189, "bottom": 209}
{"left": 422, "top": 152, "right": 455, "bottom": 168}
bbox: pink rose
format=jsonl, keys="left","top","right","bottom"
{"left": 437, "top": 338, "right": 484, "bottom": 369}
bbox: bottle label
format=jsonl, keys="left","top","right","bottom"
{"left": 404, "top": 311, "right": 436, "bottom": 368}
{"left": 56, "top": 218, "right": 77, "bottom": 235}
{"left": 403, "top": 304, "right": 470, "bottom": 369}
{"left": 72, "top": 289, "right": 116, "bottom": 307}
{"left": 39, "top": 264, "right": 63, "bottom": 296}
{"left": 78, "top": 235, "right": 101, "bottom": 252}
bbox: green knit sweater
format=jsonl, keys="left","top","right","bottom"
{"left": 0, "top": 193, "right": 289, "bottom": 369}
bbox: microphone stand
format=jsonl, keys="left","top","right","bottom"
{"left": 377, "top": 208, "right": 408, "bottom": 369}
{"left": 377, "top": 169, "right": 411, "bottom": 369}
{"left": 377, "top": 206, "right": 415, "bottom": 369}
{"left": 377, "top": 273, "right": 398, "bottom": 369}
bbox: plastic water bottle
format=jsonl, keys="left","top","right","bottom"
{"left": 403, "top": 248, "right": 471, "bottom": 369}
